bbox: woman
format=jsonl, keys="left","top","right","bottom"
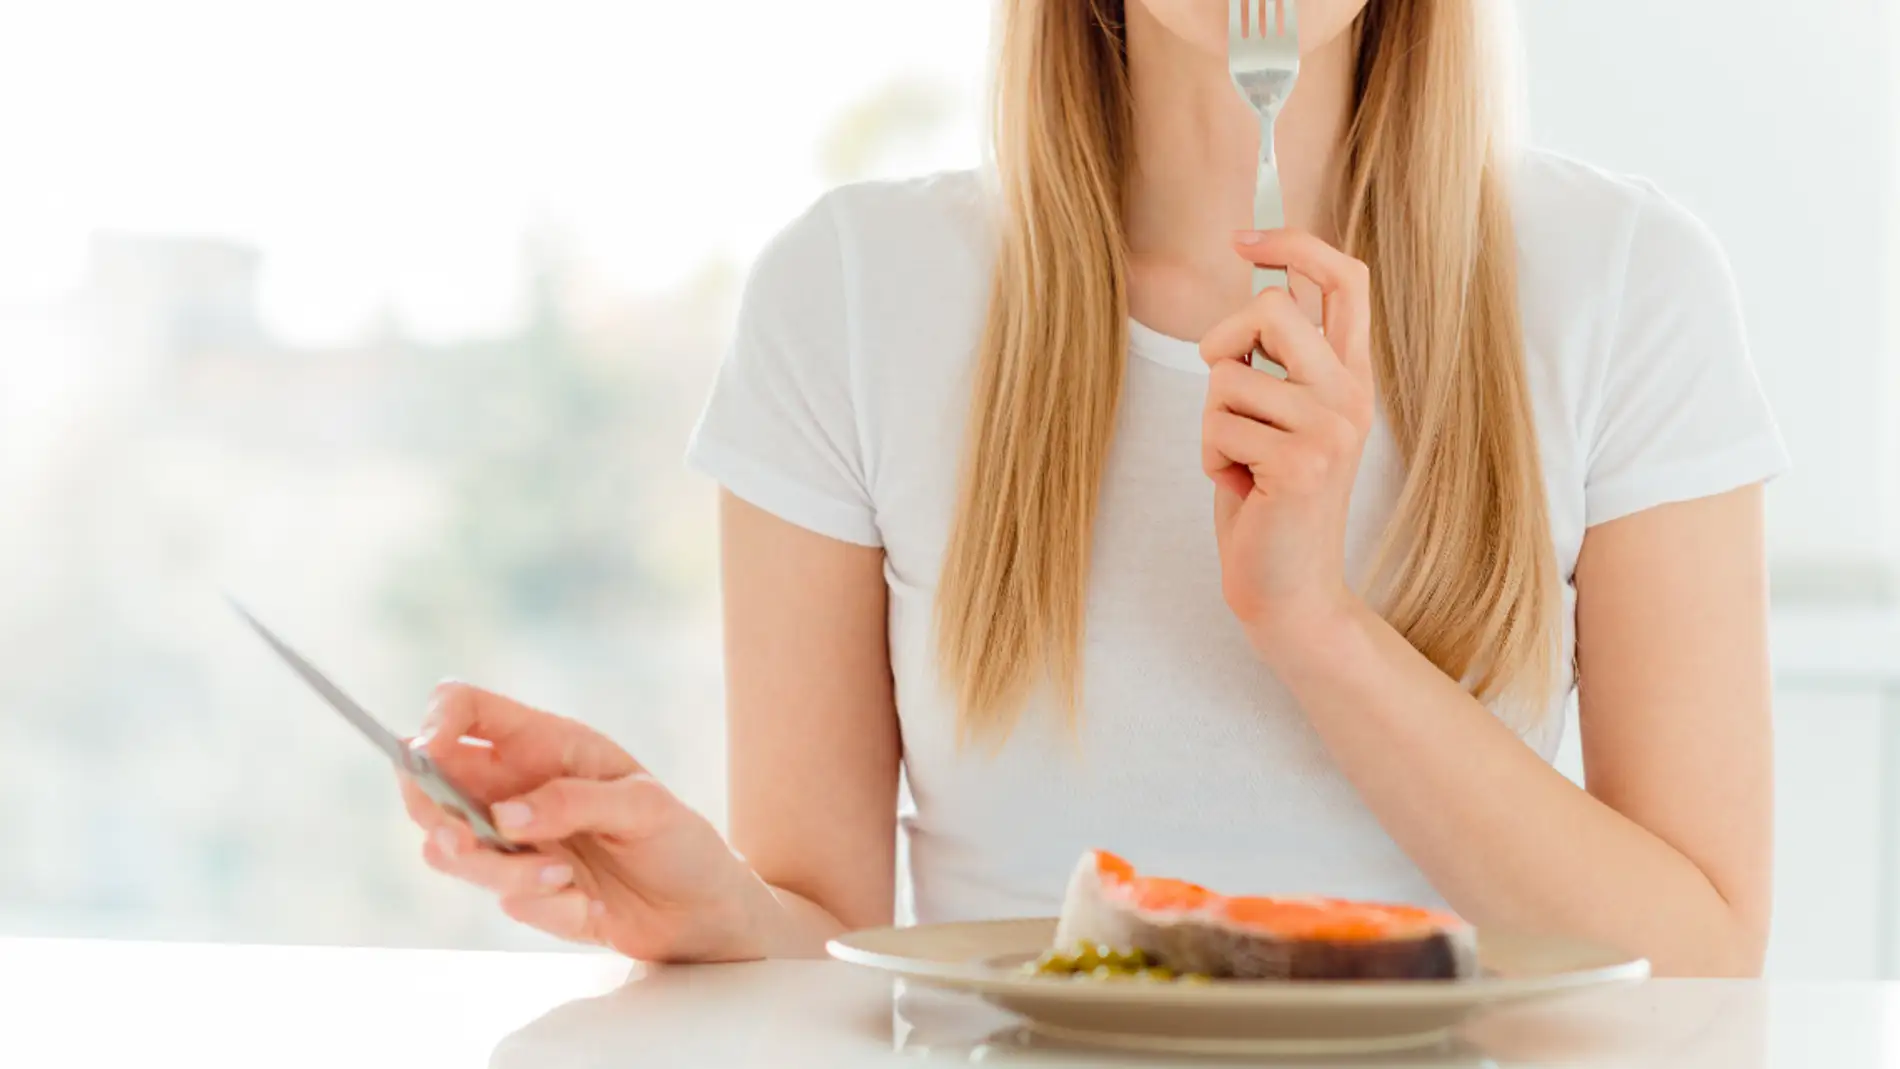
{"left": 403, "top": 0, "right": 1788, "bottom": 976}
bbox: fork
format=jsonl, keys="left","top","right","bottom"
{"left": 1230, "top": 0, "right": 1301, "bottom": 376}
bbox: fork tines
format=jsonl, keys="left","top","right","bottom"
{"left": 1240, "top": 0, "right": 1288, "bottom": 39}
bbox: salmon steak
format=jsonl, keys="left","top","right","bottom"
{"left": 1051, "top": 850, "right": 1478, "bottom": 981}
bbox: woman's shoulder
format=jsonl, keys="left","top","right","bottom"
{"left": 1512, "top": 146, "right": 1666, "bottom": 216}
{"left": 737, "top": 168, "right": 999, "bottom": 388}
{"left": 691, "top": 170, "right": 997, "bottom": 548}
{"left": 747, "top": 169, "right": 996, "bottom": 302}
{"left": 821, "top": 167, "right": 996, "bottom": 239}
{"left": 1508, "top": 148, "right": 1787, "bottom": 529}
{"left": 1510, "top": 147, "right": 1735, "bottom": 308}
{"left": 1509, "top": 146, "right": 1745, "bottom": 383}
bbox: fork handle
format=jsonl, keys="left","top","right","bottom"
{"left": 1252, "top": 158, "right": 1289, "bottom": 298}
{"left": 1251, "top": 110, "right": 1291, "bottom": 379}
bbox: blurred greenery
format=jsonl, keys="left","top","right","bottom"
{"left": 377, "top": 234, "right": 718, "bottom": 657}
{"left": 380, "top": 74, "right": 965, "bottom": 660}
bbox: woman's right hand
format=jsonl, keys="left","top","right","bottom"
{"left": 400, "top": 682, "right": 772, "bottom": 963}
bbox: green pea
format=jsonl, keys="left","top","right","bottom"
{"left": 1031, "top": 949, "right": 1078, "bottom": 975}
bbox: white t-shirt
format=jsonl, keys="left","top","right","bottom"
{"left": 686, "top": 150, "right": 1790, "bottom": 923}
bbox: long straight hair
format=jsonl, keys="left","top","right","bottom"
{"left": 938, "top": 0, "right": 1557, "bottom": 742}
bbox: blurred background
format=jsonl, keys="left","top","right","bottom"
{"left": 0, "top": 0, "right": 1895, "bottom": 978}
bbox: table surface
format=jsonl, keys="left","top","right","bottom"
{"left": 3, "top": 937, "right": 1895, "bottom": 1068}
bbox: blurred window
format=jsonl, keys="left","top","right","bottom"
{"left": 0, "top": 0, "right": 986, "bottom": 950}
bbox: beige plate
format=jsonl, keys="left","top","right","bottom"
{"left": 828, "top": 918, "right": 1649, "bottom": 1056}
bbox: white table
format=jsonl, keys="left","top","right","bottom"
{"left": 2, "top": 937, "right": 1893, "bottom": 1068}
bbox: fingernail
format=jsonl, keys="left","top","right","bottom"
{"left": 420, "top": 700, "right": 446, "bottom": 735}
{"left": 540, "top": 864, "right": 574, "bottom": 887}
{"left": 433, "top": 827, "right": 460, "bottom": 856}
{"left": 492, "top": 801, "right": 532, "bottom": 829}
{"left": 1235, "top": 230, "right": 1268, "bottom": 246}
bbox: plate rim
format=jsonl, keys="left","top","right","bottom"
{"left": 826, "top": 916, "right": 1652, "bottom": 1008}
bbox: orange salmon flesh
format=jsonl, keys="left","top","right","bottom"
{"left": 1089, "top": 850, "right": 1468, "bottom": 944}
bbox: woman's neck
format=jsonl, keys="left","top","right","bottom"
{"left": 1123, "top": 6, "right": 1356, "bottom": 341}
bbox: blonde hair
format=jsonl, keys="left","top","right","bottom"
{"left": 938, "top": 0, "right": 1556, "bottom": 742}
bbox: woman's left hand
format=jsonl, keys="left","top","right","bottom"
{"left": 1201, "top": 230, "right": 1377, "bottom": 648}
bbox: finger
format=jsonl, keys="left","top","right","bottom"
{"left": 492, "top": 774, "right": 673, "bottom": 844}
{"left": 1204, "top": 410, "right": 1287, "bottom": 500}
{"left": 1199, "top": 286, "right": 1345, "bottom": 390}
{"left": 408, "top": 731, "right": 536, "bottom": 805}
{"left": 1206, "top": 359, "right": 1329, "bottom": 432}
{"left": 415, "top": 683, "right": 640, "bottom": 793}
{"left": 413, "top": 683, "right": 544, "bottom": 791}
{"left": 500, "top": 889, "right": 599, "bottom": 944}
{"left": 1232, "top": 229, "right": 1373, "bottom": 378}
{"left": 1209, "top": 460, "right": 1254, "bottom": 503}
{"left": 422, "top": 832, "right": 576, "bottom": 897}
{"left": 1203, "top": 409, "right": 1294, "bottom": 480}
{"left": 399, "top": 776, "right": 449, "bottom": 830}
{"left": 416, "top": 681, "right": 536, "bottom": 746}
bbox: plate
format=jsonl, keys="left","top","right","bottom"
{"left": 828, "top": 918, "right": 1649, "bottom": 1055}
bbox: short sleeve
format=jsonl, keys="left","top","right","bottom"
{"left": 1582, "top": 188, "right": 1791, "bottom": 527}
{"left": 686, "top": 194, "right": 881, "bottom": 547}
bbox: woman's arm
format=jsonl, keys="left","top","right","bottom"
{"left": 719, "top": 490, "right": 902, "bottom": 957}
{"left": 1260, "top": 486, "right": 1774, "bottom": 976}
{"left": 1205, "top": 228, "right": 1776, "bottom": 978}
